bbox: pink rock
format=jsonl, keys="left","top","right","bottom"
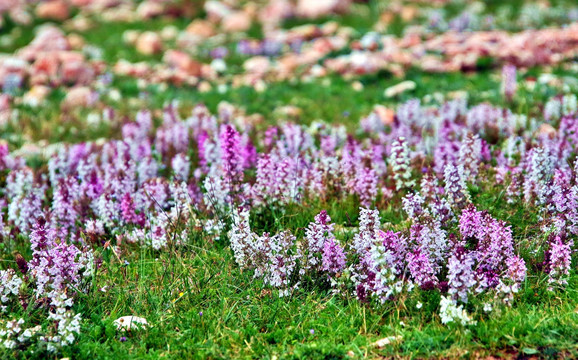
{"left": 0, "top": 94, "right": 10, "bottom": 112}
{"left": 60, "top": 53, "right": 94, "bottom": 85}
{"left": 295, "top": 0, "right": 351, "bottom": 19}
{"left": 222, "top": 11, "right": 252, "bottom": 33}
{"left": 137, "top": 1, "right": 165, "bottom": 19}
{"left": 186, "top": 20, "right": 216, "bottom": 38}
{"left": 62, "top": 86, "right": 93, "bottom": 109}
{"left": 135, "top": 32, "right": 163, "bottom": 55}
{"left": 69, "top": 0, "right": 93, "bottom": 6}
{"left": 538, "top": 124, "right": 556, "bottom": 138}
{"left": 243, "top": 57, "right": 271, "bottom": 76}
{"left": 22, "top": 85, "right": 51, "bottom": 107}
{"left": 258, "top": 0, "right": 293, "bottom": 26}
{"left": 32, "top": 54, "right": 60, "bottom": 82}
{"left": 204, "top": 1, "right": 232, "bottom": 22}
{"left": 0, "top": 0, "right": 19, "bottom": 13}
{"left": 36, "top": 0, "right": 70, "bottom": 21}
{"left": 163, "top": 50, "right": 202, "bottom": 77}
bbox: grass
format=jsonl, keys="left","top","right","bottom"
{"left": 1, "top": 183, "right": 577, "bottom": 359}
{"left": 1, "top": 1, "right": 578, "bottom": 359}
{"left": 5, "top": 63, "right": 577, "bottom": 151}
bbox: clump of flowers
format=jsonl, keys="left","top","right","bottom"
{"left": 501, "top": 64, "right": 517, "bottom": 102}
{"left": 0, "top": 270, "right": 22, "bottom": 312}
{"left": 302, "top": 210, "right": 335, "bottom": 273}
{"left": 229, "top": 208, "right": 301, "bottom": 296}
{"left": 545, "top": 233, "right": 574, "bottom": 289}
{"left": 322, "top": 238, "right": 346, "bottom": 274}
{"left": 391, "top": 137, "right": 415, "bottom": 191}
{"left": 444, "top": 164, "right": 470, "bottom": 210}
{"left": 439, "top": 296, "right": 476, "bottom": 326}
{"left": 0, "top": 220, "right": 94, "bottom": 352}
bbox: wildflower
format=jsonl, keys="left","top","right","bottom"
{"left": 447, "top": 248, "right": 477, "bottom": 303}
{"left": 0, "top": 270, "right": 22, "bottom": 311}
{"left": 322, "top": 238, "right": 347, "bottom": 274}
{"left": 546, "top": 234, "right": 573, "bottom": 288}
{"left": 501, "top": 64, "right": 517, "bottom": 101}
{"left": 439, "top": 296, "right": 476, "bottom": 326}
{"left": 444, "top": 163, "right": 470, "bottom": 209}
{"left": 220, "top": 124, "right": 244, "bottom": 194}
{"left": 303, "top": 211, "right": 335, "bottom": 272}
{"left": 352, "top": 208, "right": 381, "bottom": 255}
{"left": 458, "top": 135, "right": 481, "bottom": 182}
{"left": 408, "top": 249, "right": 438, "bottom": 288}
{"left": 354, "top": 166, "right": 378, "bottom": 207}
{"left": 391, "top": 137, "right": 415, "bottom": 191}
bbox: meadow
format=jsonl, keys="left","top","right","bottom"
{"left": 0, "top": 0, "right": 577, "bottom": 358}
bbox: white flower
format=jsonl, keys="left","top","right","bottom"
{"left": 439, "top": 296, "right": 476, "bottom": 326}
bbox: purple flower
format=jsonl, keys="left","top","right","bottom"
{"left": 303, "top": 211, "right": 335, "bottom": 272}
{"left": 210, "top": 46, "right": 228, "bottom": 59}
{"left": 447, "top": 248, "right": 477, "bottom": 303}
{"left": 322, "top": 238, "right": 346, "bottom": 274}
{"left": 501, "top": 64, "right": 517, "bottom": 102}
{"left": 443, "top": 163, "right": 470, "bottom": 210}
{"left": 120, "top": 193, "right": 145, "bottom": 226}
{"left": 545, "top": 233, "right": 573, "bottom": 288}
{"left": 459, "top": 205, "right": 483, "bottom": 239}
{"left": 354, "top": 167, "right": 378, "bottom": 207}
{"left": 391, "top": 137, "right": 415, "bottom": 191}
{"left": 407, "top": 249, "right": 438, "bottom": 288}
{"left": 220, "top": 124, "right": 244, "bottom": 195}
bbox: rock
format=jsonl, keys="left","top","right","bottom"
{"left": 160, "top": 26, "right": 178, "bottom": 41}
{"left": 243, "top": 56, "right": 270, "bottom": 75}
{"left": 351, "top": 81, "right": 363, "bottom": 92}
{"left": 275, "top": 105, "right": 302, "bottom": 117}
{"left": 204, "top": 0, "right": 232, "bottom": 21}
{"left": 222, "top": 11, "right": 251, "bottom": 33}
{"left": 62, "top": 86, "right": 93, "bottom": 109}
{"left": 401, "top": 5, "right": 418, "bottom": 21}
{"left": 36, "top": 0, "right": 70, "bottom": 21}
{"left": 210, "top": 58, "right": 227, "bottom": 73}
{"left": 372, "top": 335, "right": 402, "bottom": 347}
{"left": 186, "top": 20, "right": 216, "bottom": 38}
{"left": 22, "top": 86, "right": 51, "bottom": 107}
{"left": 198, "top": 81, "right": 212, "bottom": 93}
{"left": 69, "top": 0, "right": 92, "bottom": 5}
{"left": 384, "top": 80, "right": 416, "bottom": 98}
{"left": 296, "top": 0, "right": 351, "bottom": 19}
{"left": 114, "top": 316, "right": 149, "bottom": 331}
{"left": 373, "top": 105, "right": 395, "bottom": 125}
{"left": 135, "top": 32, "right": 162, "bottom": 55}
{"left": 254, "top": 80, "right": 266, "bottom": 92}
{"left": 123, "top": 30, "right": 140, "bottom": 45}
{"left": 538, "top": 123, "right": 556, "bottom": 138}
{"left": 67, "top": 34, "right": 85, "bottom": 50}
{"left": 60, "top": 53, "right": 94, "bottom": 85}
{"left": 163, "top": 50, "right": 202, "bottom": 77}
{"left": 136, "top": 1, "right": 165, "bottom": 19}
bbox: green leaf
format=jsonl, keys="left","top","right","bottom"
{"left": 522, "top": 348, "right": 539, "bottom": 355}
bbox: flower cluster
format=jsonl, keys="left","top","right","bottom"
{"left": 0, "top": 89, "right": 576, "bottom": 350}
